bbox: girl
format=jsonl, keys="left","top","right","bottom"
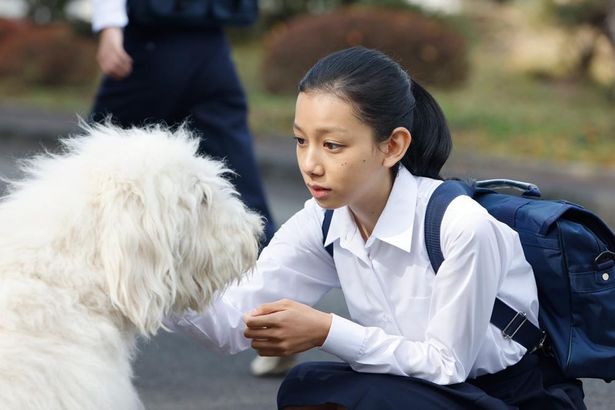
{"left": 172, "top": 47, "right": 585, "bottom": 409}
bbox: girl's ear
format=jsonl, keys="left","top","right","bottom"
{"left": 381, "top": 127, "right": 411, "bottom": 169}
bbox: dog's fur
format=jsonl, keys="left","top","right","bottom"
{"left": 0, "top": 124, "right": 263, "bottom": 409}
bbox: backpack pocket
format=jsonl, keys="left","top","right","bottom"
{"left": 570, "top": 268, "right": 615, "bottom": 293}
{"left": 567, "top": 265, "right": 615, "bottom": 379}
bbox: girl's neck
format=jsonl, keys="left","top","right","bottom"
{"left": 349, "top": 170, "right": 395, "bottom": 241}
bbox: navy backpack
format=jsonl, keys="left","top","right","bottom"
{"left": 321, "top": 179, "right": 615, "bottom": 381}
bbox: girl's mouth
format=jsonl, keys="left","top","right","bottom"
{"left": 308, "top": 184, "right": 332, "bottom": 200}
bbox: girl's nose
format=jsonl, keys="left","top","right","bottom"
{"left": 299, "top": 146, "right": 324, "bottom": 177}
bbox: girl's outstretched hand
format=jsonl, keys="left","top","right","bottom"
{"left": 243, "top": 299, "right": 332, "bottom": 357}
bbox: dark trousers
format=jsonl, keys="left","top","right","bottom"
{"left": 277, "top": 353, "right": 586, "bottom": 410}
{"left": 90, "top": 24, "right": 275, "bottom": 245}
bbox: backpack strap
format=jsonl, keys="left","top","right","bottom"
{"left": 322, "top": 209, "right": 334, "bottom": 257}
{"left": 425, "top": 181, "right": 475, "bottom": 271}
{"left": 425, "top": 180, "right": 546, "bottom": 353}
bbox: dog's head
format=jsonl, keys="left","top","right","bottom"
{"left": 60, "top": 123, "right": 263, "bottom": 335}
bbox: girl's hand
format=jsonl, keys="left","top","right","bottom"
{"left": 243, "top": 299, "right": 332, "bottom": 357}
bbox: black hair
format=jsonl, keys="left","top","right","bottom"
{"left": 298, "top": 47, "right": 452, "bottom": 179}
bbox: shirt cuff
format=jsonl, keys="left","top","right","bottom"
{"left": 91, "top": 0, "right": 129, "bottom": 32}
{"left": 92, "top": 15, "right": 128, "bottom": 32}
{"left": 319, "top": 314, "right": 366, "bottom": 362}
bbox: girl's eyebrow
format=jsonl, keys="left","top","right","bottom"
{"left": 293, "top": 123, "right": 347, "bottom": 135}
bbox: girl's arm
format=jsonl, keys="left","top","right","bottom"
{"left": 169, "top": 201, "right": 339, "bottom": 354}
{"left": 318, "top": 197, "right": 525, "bottom": 385}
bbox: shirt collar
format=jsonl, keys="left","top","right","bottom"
{"left": 323, "top": 205, "right": 353, "bottom": 248}
{"left": 323, "top": 166, "right": 418, "bottom": 253}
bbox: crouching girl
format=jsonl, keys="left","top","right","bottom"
{"left": 171, "top": 47, "right": 585, "bottom": 409}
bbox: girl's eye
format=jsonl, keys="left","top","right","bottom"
{"left": 294, "top": 137, "right": 305, "bottom": 146}
{"left": 324, "top": 142, "right": 343, "bottom": 150}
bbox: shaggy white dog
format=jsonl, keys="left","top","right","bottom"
{"left": 0, "top": 124, "right": 263, "bottom": 409}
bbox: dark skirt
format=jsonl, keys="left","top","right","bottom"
{"left": 277, "top": 353, "right": 586, "bottom": 410}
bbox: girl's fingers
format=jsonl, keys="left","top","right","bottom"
{"left": 251, "top": 339, "right": 275, "bottom": 348}
{"left": 251, "top": 339, "right": 284, "bottom": 355}
{"left": 244, "top": 314, "right": 270, "bottom": 328}
{"left": 251, "top": 298, "right": 293, "bottom": 316}
{"left": 244, "top": 310, "right": 283, "bottom": 328}
{"left": 244, "top": 327, "right": 280, "bottom": 340}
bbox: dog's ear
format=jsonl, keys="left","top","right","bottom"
{"left": 95, "top": 182, "right": 178, "bottom": 336}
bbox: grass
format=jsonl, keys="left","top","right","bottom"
{"left": 1, "top": 28, "right": 614, "bottom": 168}
{"left": 433, "top": 48, "right": 615, "bottom": 167}
{"left": 0, "top": 80, "right": 98, "bottom": 115}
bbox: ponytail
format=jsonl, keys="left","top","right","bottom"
{"left": 402, "top": 81, "right": 452, "bottom": 179}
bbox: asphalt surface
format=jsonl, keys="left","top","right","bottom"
{"left": 0, "top": 103, "right": 614, "bottom": 409}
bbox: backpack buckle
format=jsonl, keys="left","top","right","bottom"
{"left": 528, "top": 331, "right": 548, "bottom": 354}
{"left": 502, "top": 311, "right": 527, "bottom": 340}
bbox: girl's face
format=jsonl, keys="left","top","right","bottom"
{"left": 294, "top": 91, "right": 392, "bottom": 211}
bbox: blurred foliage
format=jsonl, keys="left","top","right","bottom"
{"left": 1, "top": 0, "right": 613, "bottom": 168}
{"left": 261, "top": 7, "right": 469, "bottom": 94}
{"left": 542, "top": 0, "right": 615, "bottom": 79}
{"left": 0, "top": 18, "right": 97, "bottom": 86}
{"left": 545, "top": 0, "right": 609, "bottom": 27}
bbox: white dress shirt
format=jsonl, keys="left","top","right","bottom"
{"left": 174, "top": 166, "right": 539, "bottom": 385}
{"left": 91, "top": 0, "right": 127, "bottom": 31}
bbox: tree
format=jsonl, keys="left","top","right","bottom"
{"left": 489, "top": 0, "right": 615, "bottom": 78}
{"left": 606, "top": 0, "right": 615, "bottom": 48}
{"left": 541, "top": 0, "right": 615, "bottom": 78}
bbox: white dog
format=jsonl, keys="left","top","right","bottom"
{"left": 0, "top": 124, "right": 263, "bottom": 409}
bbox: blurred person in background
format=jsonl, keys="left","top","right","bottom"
{"left": 89, "top": 0, "right": 292, "bottom": 377}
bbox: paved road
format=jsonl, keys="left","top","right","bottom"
{"left": 0, "top": 136, "right": 611, "bottom": 409}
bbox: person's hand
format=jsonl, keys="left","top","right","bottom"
{"left": 96, "top": 27, "right": 133, "bottom": 80}
{"left": 243, "top": 299, "right": 332, "bottom": 357}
